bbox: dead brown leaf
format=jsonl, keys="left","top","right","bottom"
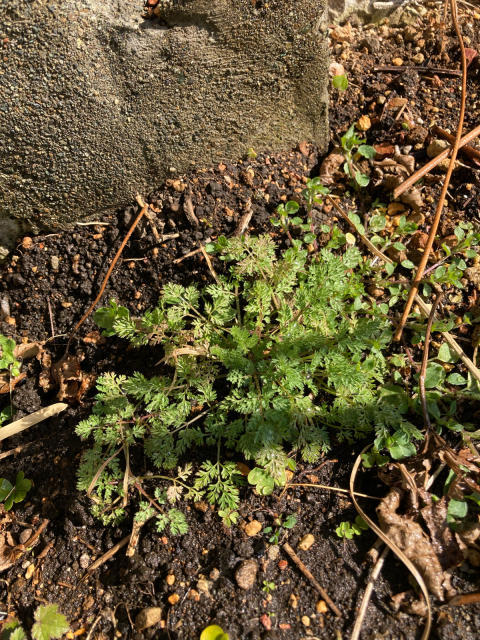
{"left": 319, "top": 150, "right": 344, "bottom": 185}
{"left": 377, "top": 488, "right": 449, "bottom": 600}
{"left": 0, "top": 372, "right": 26, "bottom": 394}
{"left": 51, "top": 355, "right": 96, "bottom": 403}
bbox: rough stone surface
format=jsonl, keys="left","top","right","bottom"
{"left": 328, "top": 0, "right": 414, "bottom": 23}
{"left": 0, "top": 0, "right": 329, "bottom": 231}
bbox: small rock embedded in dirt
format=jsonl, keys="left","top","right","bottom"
{"left": 209, "top": 568, "right": 220, "bottom": 581}
{"left": 244, "top": 520, "right": 263, "bottom": 537}
{"left": 135, "top": 607, "right": 163, "bottom": 631}
{"left": 316, "top": 600, "right": 328, "bottom": 614}
{"left": 298, "top": 534, "right": 315, "bottom": 551}
{"left": 267, "top": 545, "right": 280, "bottom": 561}
{"left": 168, "top": 593, "right": 180, "bottom": 605}
{"left": 79, "top": 553, "right": 90, "bottom": 570}
{"left": 235, "top": 559, "right": 258, "bottom": 590}
{"left": 356, "top": 115, "right": 371, "bottom": 131}
{"left": 197, "top": 578, "right": 210, "bottom": 594}
{"left": 289, "top": 593, "right": 299, "bottom": 609}
{"left": 301, "top": 615, "right": 311, "bottom": 627}
{"left": 166, "top": 574, "right": 175, "bottom": 586}
{"left": 260, "top": 613, "right": 272, "bottom": 630}
{"left": 50, "top": 256, "right": 59, "bottom": 271}
{"left": 392, "top": 57, "right": 404, "bottom": 66}
{"left": 427, "top": 139, "right": 450, "bottom": 159}
{"left": 21, "top": 237, "right": 33, "bottom": 250}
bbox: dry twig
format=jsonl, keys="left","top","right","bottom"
{"left": 350, "top": 449, "right": 432, "bottom": 640}
{"left": 393, "top": 123, "right": 480, "bottom": 199}
{"left": 66, "top": 195, "right": 149, "bottom": 352}
{"left": 282, "top": 542, "right": 341, "bottom": 617}
{"left": 350, "top": 545, "right": 389, "bottom": 640}
{"left": 81, "top": 535, "right": 130, "bottom": 581}
{"left": 394, "top": 0, "right": 467, "bottom": 341}
{"left": 0, "top": 403, "right": 68, "bottom": 442}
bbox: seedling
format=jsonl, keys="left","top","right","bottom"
{"left": 1, "top": 603, "right": 69, "bottom": 640}
{"left": 332, "top": 74, "right": 348, "bottom": 91}
{"left": 0, "top": 334, "right": 21, "bottom": 377}
{"left": 335, "top": 516, "right": 368, "bottom": 540}
{"left": 263, "top": 514, "right": 297, "bottom": 544}
{"left": 339, "top": 124, "right": 376, "bottom": 188}
{"left": 0, "top": 471, "right": 32, "bottom": 511}
{"left": 262, "top": 580, "right": 276, "bottom": 594}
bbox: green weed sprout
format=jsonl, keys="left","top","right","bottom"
{"left": 340, "top": 124, "right": 376, "bottom": 188}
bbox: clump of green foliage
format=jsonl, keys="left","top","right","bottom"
{"left": 335, "top": 515, "right": 368, "bottom": 540}
{"left": 339, "top": 124, "right": 376, "bottom": 188}
{"left": 263, "top": 514, "right": 297, "bottom": 544}
{"left": 1, "top": 604, "right": 69, "bottom": 640}
{"left": 76, "top": 229, "right": 423, "bottom": 526}
{"left": 0, "top": 471, "right": 31, "bottom": 511}
{"left": 0, "top": 334, "right": 20, "bottom": 378}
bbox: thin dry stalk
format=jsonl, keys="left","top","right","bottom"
{"left": 285, "top": 482, "right": 379, "bottom": 500}
{"left": 432, "top": 125, "right": 480, "bottom": 163}
{"left": 0, "top": 403, "right": 68, "bottom": 442}
{"left": 326, "top": 196, "right": 480, "bottom": 384}
{"left": 66, "top": 195, "right": 149, "bottom": 352}
{"left": 350, "top": 545, "right": 389, "bottom": 640}
{"left": 199, "top": 245, "right": 220, "bottom": 284}
{"left": 81, "top": 535, "right": 130, "bottom": 581}
{"left": 393, "top": 123, "right": 480, "bottom": 199}
{"left": 350, "top": 449, "right": 432, "bottom": 639}
{"left": 419, "top": 294, "right": 444, "bottom": 433}
{"left": 282, "top": 542, "right": 341, "bottom": 617}
{"left": 395, "top": 0, "right": 467, "bottom": 341}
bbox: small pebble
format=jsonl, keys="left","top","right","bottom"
{"left": 166, "top": 574, "right": 175, "bottom": 586}
{"left": 235, "top": 559, "right": 258, "bottom": 590}
{"left": 135, "top": 607, "right": 163, "bottom": 631}
{"left": 289, "top": 593, "right": 298, "bottom": 609}
{"left": 412, "top": 52, "right": 425, "bottom": 64}
{"left": 168, "top": 593, "right": 180, "bottom": 605}
{"left": 244, "top": 520, "right": 263, "bottom": 537}
{"left": 356, "top": 114, "right": 371, "bottom": 131}
{"left": 21, "top": 236, "right": 33, "bottom": 250}
{"left": 209, "top": 568, "right": 220, "bottom": 581}
{"left": 50, "top": 255, "right": 59, "bottom": 271}
{"left": 392, "top": 57, "right": 404, "bottom": 66}
{"left": 197, "top": 578, "right": 210, "bottom": 594}
{"left": 427, "top": 139, "right": 450, "bottom": 159}
{"left": 301, "top": 615, "right": 311, "bottom": 627}
{"left": 79, "top": 553, "right": 90, "bottom": 570}
{"left": 298, "top": 534, "right": 315, "bottom": 551}
{"left": 267, "top": 545, "right": 280, "bottom": 561}
{"left": 316, "top": 600, "right": 328, "bottom": 614}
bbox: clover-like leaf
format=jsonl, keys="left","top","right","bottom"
{"left": 31, "top": 604, "right": 69, "bottom": 640}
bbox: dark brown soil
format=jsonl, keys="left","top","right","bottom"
{"left": 1, "top": 2, "right": 480, "bottom": 638}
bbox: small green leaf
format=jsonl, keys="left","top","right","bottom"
{"left": 31, "top": 604, "right": 69, "bottom": 640}
{"left": 401, "top": 259, "right": 415, "bottom": 269}
{"left": 303, "top": 233, "right": 316, "bottom": 244}
{"left": 284, "top": 201, "right": 300, "bottom": 215}
{"left": 447, "top": 499, "right": 468, "bottom": 521}
{"left": 355, "top": 172, "right": 370, "bottom": 187}
{"left": 283, "top": 515, "right": 297, "bottom": 529}
{"left": 200, "top": 625, "right": 229, "bottom": 640}
{"left": 446, "top": 373, "right": 467, "bottom": 386}
{"left": 332, "top": 74, "right": 348, "bottom": 91}
{"left": 0, "top": 618, "right": 27, "bottom": 640}
{"left": 357, "top": 145, "right": 376, "bottom": 159}
{"left": 423, "top": 362, "right": 446, "bottom": 389}
{"left": 0, "top": 478, "right": 13, "bottom": 502}
{"left": 248, "top": 468, "right": 275, "bottom": 495}
{"left": 437, "top": 343, "right": 459, "bottom": 363}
